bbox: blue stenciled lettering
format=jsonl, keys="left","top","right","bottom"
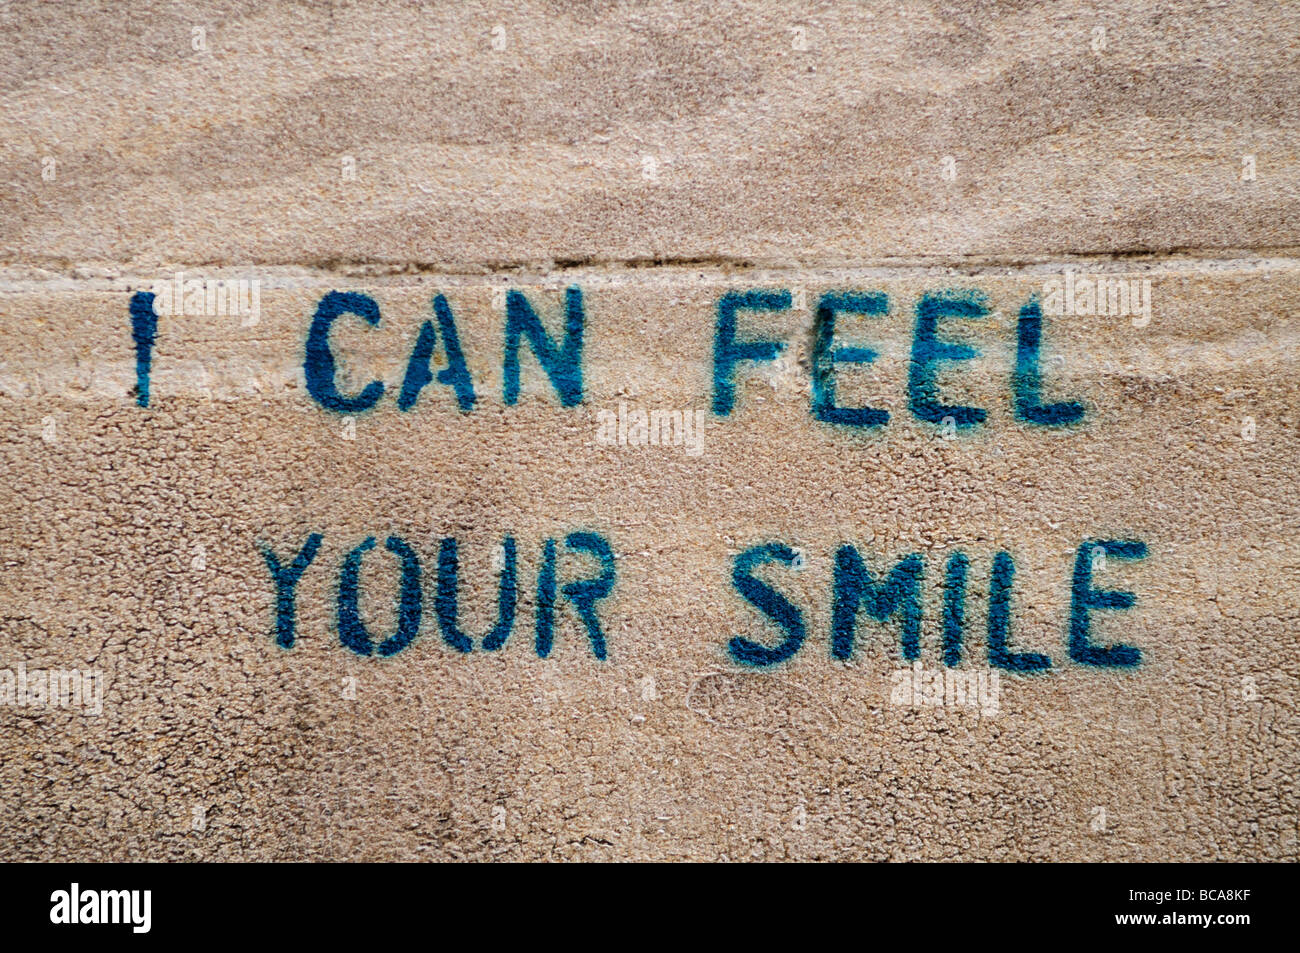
{"left": 305, "top": 291, "right": 386, "bottom": 413}
{"left": 727, "top": 543, "right": 807, "bottom": 666}
{"left": 712, "top": 289, "right": 791, "bottom": 416}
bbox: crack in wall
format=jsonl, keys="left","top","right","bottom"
{"left": 1, "top": 249, "right": 1299, "bottom": 291}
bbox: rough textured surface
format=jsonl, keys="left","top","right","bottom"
{"left": 0, "top": 2, "right": 1297, "bottom": 861}
{"left": 3, "top": 0, "right": 1298, "bottom": 268}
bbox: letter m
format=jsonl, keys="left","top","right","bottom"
{"left": 831, "top": 545, "right": 923, "bottom": 661}
{"left": 101, "top": 891, "right": 129, "bottom": 924}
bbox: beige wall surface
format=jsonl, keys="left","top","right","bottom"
{"left": 0, "top": 1, "right": 1296, "bottom": 861}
